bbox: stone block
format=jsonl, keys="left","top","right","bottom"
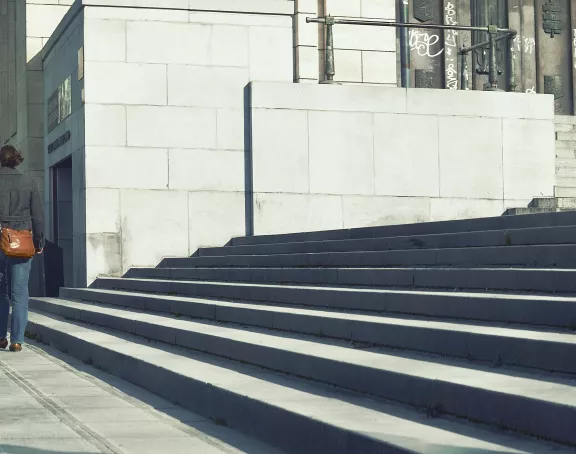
{"left": 85, "top": 0, "right": 189, "bottom": 8}
{"left": 168, "top": 149, "right": 244, "bottom": 192}
{"left": 342, "top": 196, "right": 431, "bottom": 228}
{"left": 85, "top": 146, "right": 169, "bottom": 190}
{"left": 308, "top": 110, "right": 375, "bottom": 195}
{"left": 26, "top": 37, "right": 44, "bottom": 70}
{"left": 374, "top": 113, "right": 439, "bottom": 197}
{"left": 85, "top": 5, "right": 189, "bottom": 22}
{"left": 333, "top": 49, "right": 362, "bottom": 82}
{"left": 85, "top": 188, "right": 121, "bottom": 234}
{"left": 85, "top": 104, "right": 126, "bottom": 146}
{"left": 502, "top": 119, "right": 555, "bottom": 200}
{"left": 361, "top": 0, "right": 396, "bottom": 19}
{"left": 248, "top": 26, "right": 293, "bottom": 82}
{"left": 167, "top": 65, "right": 248, "bottom": 109}
{"left": 430, "top": 198, "right": 505, "bottom": 222}
{"left": 187, "top": 0, "right": 294, "bottom": 15}
{"left": 249, "top": 81, "right": 407, "bottom": 114}
{"left": 84, "top": 18, "right": 126, "bottom": 62}
{"left": 86, "top": 232, "right": 123, "bottom": 282}
{"left": 126, "top": 105, "right": 216, "bottom": 149}
{"left": 326, "top": 0, "right": 361, "bottom": 16}
{"left": 296, "top": 0, "right": 318, "bottom": 14}
{"left": 334, "top": 24, "right": 396, "bottom": 52}
{"left": 120, "top": 189, "right": 189, "bottom": 271}
{"left": 362, "top": 51, "right": 396, "bottom": 84}
{"left": 252, "top": 108, "right": 309, "bottom": 193}
{"left": 127, "top": 21, "right": 211, "bottom": 65}
{"left": 295, "top": 46, "right": 320, "bottom": 81}
{"left": 211, "top": 25, "right": 249, "bottom": 67}
{"left": 84, "top": 61, "right": 167, "bottom": 105}
{"left": 296, "top": 13, "right": 318, "bottom": 47}
{"left": 188, "top": 11, "right": 291, "bottom": 27}
{"left": 217, "top": 108, "right": 246, "bottom": 151}
{"left": 438, "top": 116, "right": 503, "bottom": 199}
{"left": 407, "top": 89, "right": 554, "bottom": 120}
{"left": 188, "top": 191, "right": 245, "bottom": 254}
{"left": 253, "top": 193, "right": 343, "bottom": 235}
{"left": 26, "top": 3, "right": 69, "bottom": 38}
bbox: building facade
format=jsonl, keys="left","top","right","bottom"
{"left": 0, "top": 0, "right": 565, "bottom": 287}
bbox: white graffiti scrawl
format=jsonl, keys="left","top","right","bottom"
{"left": 409, "top": 30, "right": 444, "bottom": 57}
{"left": 573, "top": 29, "right": 576, "bottom": 70}
{"left": 444, "top": 1, "right": 458, "bottom": 89}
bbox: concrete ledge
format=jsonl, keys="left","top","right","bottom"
{"left": 250, "top": 82, "right": 554, "bottom": 120}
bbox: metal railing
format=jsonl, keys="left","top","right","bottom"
{"left": 306, "top": 16, "right": 518, "bottom": 91}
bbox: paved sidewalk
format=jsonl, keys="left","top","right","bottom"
{"left": 0, "top": 341, "right": 282, "bottom": 454}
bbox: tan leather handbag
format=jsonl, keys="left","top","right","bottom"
{"left": 0, "top": 228, "right": 35, "bottom": 258}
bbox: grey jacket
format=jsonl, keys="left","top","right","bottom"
{"left": 0, "top": 166, "right": 45, "bottom": 249}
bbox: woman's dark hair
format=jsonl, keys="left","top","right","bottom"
{"left": 0, "top": 145, "right": 24, "bottom": 168}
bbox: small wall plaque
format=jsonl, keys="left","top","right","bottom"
{"left": 48, "top": 130, "right": 71, "bottom": 154}
{"left": 413, "top": 0, "right": 435, "bottom": 22}
{"left": 542, "top": 0, "right": 563, "bottom": 37}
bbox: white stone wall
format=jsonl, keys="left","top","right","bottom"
{"left": 250, "top": 82, "right": 556, "bottom": 234}
{"left": 295, "top": 0, "right": 397, "bottom": 85}
{"left": 79, "top": 1, "right": 293, "bottom": 284}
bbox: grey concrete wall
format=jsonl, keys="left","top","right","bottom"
{"left": 0, "top": 1, "right": 71, "bottom": 192}
{"left": 249, "top": 82, "right": 556, "bottom": 234}
{"left": 43, "top": 7, "right": 85, "bottom": 286}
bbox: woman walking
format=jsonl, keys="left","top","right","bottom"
{"left": 0, "top": 145, "right": 44, "bottom": 352}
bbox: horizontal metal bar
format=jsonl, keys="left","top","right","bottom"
{"left": 306, "top": 16, "right": 516, "bottom": 35}
{"left": 461, "top": 32, "right": 512, "bottom": 54}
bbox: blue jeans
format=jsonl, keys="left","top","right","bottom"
{"left": 0, "top": 252, "right": 32, "bottom": 344}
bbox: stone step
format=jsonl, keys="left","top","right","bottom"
{"left": 195, "top": 225, "right": 576, "bottom": 258}
{"left": 556, "top": 132, "right": 576, "bottom": 141}
{"left": 503, "top": 208, "right": 556, "bottom": 216}
{"left": 555, "top": 158, "right": 576, "bottom": 169}
{"left": 555, "top": 147, "right": 576, "bottom": 159}
{"left": 27, "top": 299, "right": 576, "bottom": 443}
{"left": 555, "top": 115, "right": 576, "bottom": 125}
{"left": 556, "top": 176, "right": 576, "bottom": 188}
{"left": 529, "top": 197, "right": 576, "bottom": 210}
{"left": 127, "top": 266, "right": 576, "bottom": 294}
{"left": 85, "top": 278, "right": 576, "bottom": 328}
{"left": 39, "top": 292, "right": 576, "bottom": 373}
{"left": 555, "top": 186, "right": 576, "bottom": 198}
{"left": 26, "top": 312, "right": 572, "bottom": 453}
{"left": 555, "top": 123, "right": 576, "bottom": 133}
{"left": 160, "top": 244, "right": 576, "bottom": 269}
{"left": 230, "top": 211, "right": 576, "bottom": 247}
{"left": 556, "top": 167, "right": 576, "bottom": 178}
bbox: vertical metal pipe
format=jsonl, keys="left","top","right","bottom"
{"left": 460, "top": 50, "right": 467, "bottom": 89}
{"left": 322, "top": 16, "right": 336, "bottom": 83}
{"left": 399, "top": 0, "right": 410, "bottom": 88}
{"left": 486, "top": 26, "right": 498, "bottom": 90}
{"left": 508, "top": 34, "right": 517, "bottom": 92}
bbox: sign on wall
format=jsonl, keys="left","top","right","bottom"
{"left": 47, "top": 76, "right": 72, "bottom": 133}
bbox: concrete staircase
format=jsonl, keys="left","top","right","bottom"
{"left": 555, "top": 116, "right": 576, "bottom": 198}
{"left": 506, "top": 116, "right": 576, "bottom": 215}
{"left": 26, "top": 211, "right": 576, "bottom": 453}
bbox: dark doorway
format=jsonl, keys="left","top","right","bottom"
{"left": 52, "top": 157, "right": 73, "bottom": 287}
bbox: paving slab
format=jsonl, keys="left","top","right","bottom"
{"left": 0, "top": 342, "right": 284, "bottom": 454}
